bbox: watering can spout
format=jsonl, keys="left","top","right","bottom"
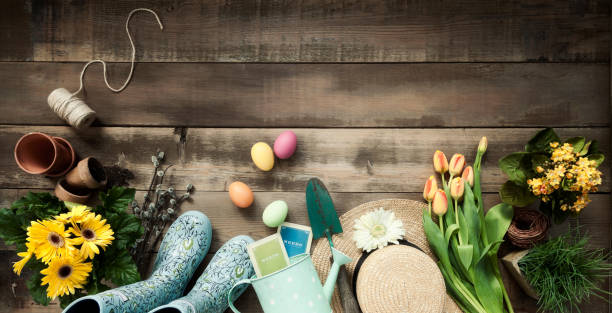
{"left": 322, "top": 247, "right": 352, "bottom": 303}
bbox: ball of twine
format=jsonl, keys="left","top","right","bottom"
{"left": 507, "top": 208, "right": 550, "bottom": 249}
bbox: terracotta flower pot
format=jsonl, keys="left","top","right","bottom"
{"left": 54, "top": 179, "right": 91, "bottom": 204}
{"left": 14, "top": 132, "right": 75, "bottom": 177}
{"left": 65, "top": 157, "right": 107, "bottom": 189}
{"left": 501, "top": 250, "right": 539, "bottom": 300}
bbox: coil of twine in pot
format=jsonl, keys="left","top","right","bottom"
{"left": 48, "top": 8, "right": 163, "bottom": 129}
{"left": 507, "top": 208, "right": 550, "bottom": 249}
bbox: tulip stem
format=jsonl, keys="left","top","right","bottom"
{"left": 438, "top": 215, "right": 444, "bottom": 233}
{"left": 428, "top": 201, "right": 432, "bottom": 215}
{"left": 454, "top": 199, "right": 463, "bottom": 245}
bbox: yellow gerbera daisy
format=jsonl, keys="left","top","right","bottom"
{"left": 56, "top": 205, "right": 94, "bottom": 224}
{"left": 40, "top": 254, "right": 92, "bottom": 299}
{"left": 13, "top": 242, "right": 36, "bottom": 276}
{"left": 27, "top": 219, "right": 75, "bottom": 264}
{"left": 70, "top": 214, "right": 114, "bottom": 259}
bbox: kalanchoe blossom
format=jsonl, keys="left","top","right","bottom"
{"left": 433, "top": 150, "right": 449, "bottom": 174}
{"left": 423, "top": 176, "right": 438, "bottom": 202}
{"left": 432, "top": 189, "right": 448, "bottom": 216}
{"left": 462, "top": 166, "right": 474, "bottom": 187}
{"left": 450, "top": 177, "right": 465, "bottom": 201}
{"left": 449, "top": 153, "right": 465, "bottom": 176}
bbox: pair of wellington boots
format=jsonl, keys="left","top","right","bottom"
{"left": 62, "top": 211, "right": 255, "bottom": 313}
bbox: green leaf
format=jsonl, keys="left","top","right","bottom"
{"left": 498, "top": 152, "right": 532, "bottom": 185}
{"left": 588, "top": 153, "right": 605, "bottom": 167}
{"left": 499, "top": 181, "right": 537, "bottom": 207}
{"left": 474, "top": 259, "right": 504, "bottom": 313}
{"left": 26, "top": 260, "right": 50, "bottom": 306}
{"left": 12, "top": 192, "right": 65, "bottom": 220}
{"left": 444, "top": 224, "right": 460, "bottom": 245}
{"left": 530, "top": 153, "right": 548, "bottom": 172}
{"left": 105, "top": 212, "right": 143, "bottom": 250}
{"left": 525, "top": 128, "right": 560, "bottom": 152}
{"left": 564, "top": 137, "right": 585, "bottom": 153}
{"left": 578, "top": 140, "right": 592, "bottom": 156}
{"left": 99, "top": 186, "right": 136, "bottom": 214}
{"left": 484, "top": 203, "right": 514, "bottom": 250}
{"left": 422, "top": 209, "right": 452, "bottom": 270}
{"left": 99, "top": 248, "right": 140, "bottom": 286}
{"left": 457, "top": 244, "right": 474, "bottom": 272}
{"left": 0, "top": 208, "right": 27, "bottom": 245}
{"left": 588, "top": 140, "right": 600, "bottom": 155}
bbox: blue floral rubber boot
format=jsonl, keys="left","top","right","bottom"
{"left": 148, "top": 235, "right": 255, "bottom": 313}
{"left": 62, "top": 211, "right": 212, "bottom": 313}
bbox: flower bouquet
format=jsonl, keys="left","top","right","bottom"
{"left": 0, "top": 187, "right": 143, "bottom": 307}
{"left": 499, "top": 128, "right": 604, "bottom": 223}
{"left": 422, "top": 137, "right": 515, "bottom": 313}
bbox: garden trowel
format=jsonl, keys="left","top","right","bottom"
{"left": 306, "top": 178, "right": 360, "bottom": 313}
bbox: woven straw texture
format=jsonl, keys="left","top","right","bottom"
{"left": 311, "top": 199, "right": 462, "bottom": 313}
{"left": 356, "top": 244, "right": 445, "bottom": 313}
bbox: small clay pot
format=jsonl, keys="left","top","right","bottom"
{"left": 55, "top": 179, "right": 91, "bottom": 204}
{"left": 14, "top": 132, "right": 75, "bottom": 176}
{"left": 65, "top": 157, "right": 107, "bottom": 189}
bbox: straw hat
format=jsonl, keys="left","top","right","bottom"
{"left": 311, "top": 199, "right": 462, "bottom": 313}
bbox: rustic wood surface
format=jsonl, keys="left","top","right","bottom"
{"left": 0, "top": 0, "right": 610, "bottom": 313}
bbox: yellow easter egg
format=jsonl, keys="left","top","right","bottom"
{"left": 251, "top": 142, "right": 274, "bottom": 171}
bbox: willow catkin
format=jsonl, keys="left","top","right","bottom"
{"left": 47, "top": 8, "right": 163, "bottom": 129}
{"left": 507, "top": 208, "right": 550, "bottom": 249}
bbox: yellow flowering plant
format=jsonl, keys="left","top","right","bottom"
{"left": 0, "top": 187, "right": 143, "bottom": 307}
{"left": 499, "top": 128, "right": 604, "bottom": 223}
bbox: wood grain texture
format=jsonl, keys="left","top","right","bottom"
{"left": 0, "top": 0, "right": 608, "bottom": 62}
{"left": 1, "top": 126, "right": 609, "bottom": 192}
{"left": 1, "top": 63, "right": 609, "bottom": 127}
{"left": 1, "top": 190, "right": 609, "bottom": 313}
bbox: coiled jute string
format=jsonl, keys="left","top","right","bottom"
{"left": 47, "top": 8, "right": 163, "bottom": 129}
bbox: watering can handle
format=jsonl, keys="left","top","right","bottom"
{"left": 227, "top": 279, "right": 252, "bottom": 313}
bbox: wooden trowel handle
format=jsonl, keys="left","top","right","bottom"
{"left": 337, "top": 264, "right": 361, "bottom": 313}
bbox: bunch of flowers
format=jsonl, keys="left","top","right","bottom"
{"left": 422, "top": 137, "right": 515, "bottom": 313}
{"left": 13, "top": 206, "right": 114, "bottom": 300}
{"left": 0, "top": 187, "right": 143, "bottom": 308}
{"left": 499, "top": 128, "right": 604, "bottom": 223}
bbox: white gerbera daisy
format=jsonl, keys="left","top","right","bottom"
{"left": 352, "top": 208, "right": 405, "bottom": 252}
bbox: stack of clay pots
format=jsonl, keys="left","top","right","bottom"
{"left": 14, "top": 132, "right": 107, "bottom": 204}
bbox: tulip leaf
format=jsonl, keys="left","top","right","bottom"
{"left": 564, "top": 137, "right": 585, "bottom": 153}
{"left": 474, "top": 259, "right": 504, "bottom": 313}
{"left": 499, "top": 181, "right": 537, "bottom": 207}
{"left": 476, "top": 240, "right": 504, "bottom": 264}
{"left": 445, "top": 223, "right": 460, "bottom": 245}
{"left": 525, "top": 128, "right": 560, "bottom": 152}
{"left": 458, "top": 244, "right": 474, "bottom": 272}
{"left": 462, "top": 183, "right": 481, "bottom": 259}
{"left": 484, "top": 203, "right": 514, "bottom": 250}
{"left": 422, "top": 209, "right": 451, "bottom": 270}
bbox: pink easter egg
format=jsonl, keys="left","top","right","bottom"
{"left": 273, "top": 130, "right": 297, "bottom": 159}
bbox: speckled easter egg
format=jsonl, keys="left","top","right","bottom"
{"left": 251, "top": 142, "right": 274, "bottom": 171}
{"left": 229, "top": 181, "right": 254, "bottom": 208}
{"left": 273, "top": 131, "right": 297, "bottom": 159}
{"left": 262, "top": 200, "right": 288, "bottom": 227}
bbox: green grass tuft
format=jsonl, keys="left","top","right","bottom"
{"left": 518, "top": 230, "right": 611, "bottom": 313}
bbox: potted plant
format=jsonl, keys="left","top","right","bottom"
{"left": 502, "top": 231, "right": 611, "bottom": 312}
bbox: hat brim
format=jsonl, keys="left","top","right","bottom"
{"left": 310, "top": 199, "right": 462, "bottom": 313}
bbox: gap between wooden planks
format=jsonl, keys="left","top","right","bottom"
{"left": 0, "top": 126, "right": 609, "bottom": 192}
{"left": 0, "top": 63, "right": 608, "bottom": 127}
{"left": 1, "top": 0, "right": 608, "bottom": 62}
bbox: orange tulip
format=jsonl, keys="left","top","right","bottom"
{"left": 423, "top": 176, "right": 437, "bottom": 201}
{"left": 450, "top": 177, "right": 465, "bottom": 200}
{"left": 449, "top": 153, "right": 465, "bottom": 176}
{"left": 462, "top": 166, "right": 474, "bottom": 187}
{"left": 432, "top": 189, "right": 448, "bottom": 216}
{"left": 478, "top": 136, "right": 488, "bottom": 153}
{"left": 433, "top": 150, "right": 449, "bottom": 174}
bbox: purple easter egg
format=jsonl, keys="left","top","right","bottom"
{"left": 273, "top": 130, "right": 297, "bottom": 159}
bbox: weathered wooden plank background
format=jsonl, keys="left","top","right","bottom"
{"left": 0, "top": 0, "right": 609, "bottom": 312}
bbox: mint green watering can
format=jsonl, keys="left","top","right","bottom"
{"left": 228, "top": 248, "right": 351, "bottom": 313}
